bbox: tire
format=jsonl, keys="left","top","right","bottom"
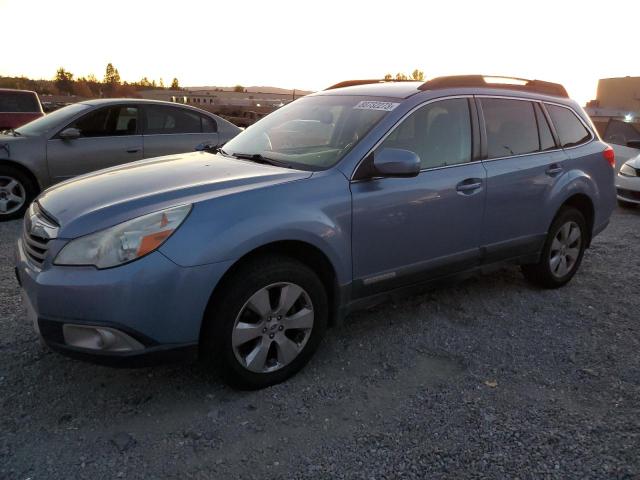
{"left": 521, "top": 207, "right": 587, "bottom": 289}
{"left": 201, "top": 255, "right": 328, "bottom": 390}
{"left": 618, "top": 199, "right": 637, "bottom": 209}
{"left": 0, "top": 165, "right": 37, "bottom": 221}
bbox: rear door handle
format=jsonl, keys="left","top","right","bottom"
{"left": 456, "top": 179, "right": 483, "bottom": 193}
{"left": 546, "top": 164, "right": 563, "bottom": 176}
{"left": 126, "top": 148, "right": 140, "bottom": 153}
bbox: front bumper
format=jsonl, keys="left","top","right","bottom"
{"left": 15, "top": 239, "right": 233, "bottom": 366}
{"left": 616, "top": 174, "right": 640, "bottom": 204}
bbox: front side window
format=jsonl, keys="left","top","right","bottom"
{"left": 546, "top": 104, "right": 591, "bottom": 148}
{"left": 377, "top": 98, "right": 471, "bottom": 169}
{"left": 202, "top": 115, "right": 217, "bottom": 133}
{"left": 222, "top": 95, "right": 394, "bottom": 170}
{"left": 482, "top": 98, "right": 539, "bottom": 158}
{"left": 144, "top": 106, "right": 203, "bottom": 134}
{"left": 69, "top": 106, "right": 138, "bottom": 137}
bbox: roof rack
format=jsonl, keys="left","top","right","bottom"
{"left": 325, "top": 79, "right": 417, "bottom": 90}
{"left": 418, "top": 75, "right": 568, "bottom": 98}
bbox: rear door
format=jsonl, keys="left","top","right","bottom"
{"left": 46, "top": 104, "right": 143, "bottom": 181}
{"left": 141, "top": 105, "right": 219, "bottom": 157}
{"left": 478, "top": 96, "right": 568, "bottom": 262}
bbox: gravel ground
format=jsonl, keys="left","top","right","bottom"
{"left": 1, "top": 207, "right": 639, "bottom": 479}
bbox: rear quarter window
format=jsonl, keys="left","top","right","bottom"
{"left": 0, "top": 91, "right": 40, "bottom": 113}
{"left": 545, "top": 104, "right": 592, "bottom": 148}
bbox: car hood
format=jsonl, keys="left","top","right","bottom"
{"left": 38, "top": 151, "right": 312, "bottom": 238}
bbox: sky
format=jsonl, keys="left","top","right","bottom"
{"left": 1, "top": 0, "right": 638, "bottom": 105}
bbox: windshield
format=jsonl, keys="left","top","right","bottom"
{"left": 222, "top": 95, "right": 398, "bottom": 170}
{"left": 15, "top": 103, "right": 90, "bottom": 136}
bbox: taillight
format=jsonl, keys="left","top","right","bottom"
{"left": 603, "top": 146, "right": 615, "bottom": 168}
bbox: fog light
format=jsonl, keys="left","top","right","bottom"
{"left": 62, "top": 325, "right": 145, "bottom": 352}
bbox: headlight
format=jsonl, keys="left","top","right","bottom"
{"left": 620, "top": 163, "right": 637, "bottom": 177}
{"left": 55, "top": 204, "right": 192, "bottom": 269}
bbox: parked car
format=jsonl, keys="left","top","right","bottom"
{"left": 0, "top": 88, "right": 44, "bottom": 131}
{"left": 616, "top": 152, "right": 640, "bottom": 207}
{"left": 15, "top": 76, "right": 616, "bottom": 389}
{"left": 0, "top": 99, "right": 241, "bottom": 219}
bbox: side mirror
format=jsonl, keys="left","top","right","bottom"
{"left": 372, "top": 148, "right": 421, "bottom": 178}
{"left": 626, "top": 139, "right": 640, "bottom": 149}
{"left": 59, "top": 127, "right": 80, "bottom": 140}
{"left": 195, "top": 142, "right": 219, "bottom": 152}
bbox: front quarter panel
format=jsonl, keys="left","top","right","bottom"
{"left": 159, "top": 170, "right": 352, "bottom": 286}
{"left": 0, "top": 136, "right": 49, "bottom": 188}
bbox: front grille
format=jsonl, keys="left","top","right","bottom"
{"left": 617, "top": 188, "right": 640, "bottom": 201}
{"left": 21, "top": 202, "right": 58, "bottom": 268}
{"left": 22, "top": 227, "right": 50, "bottom": 266}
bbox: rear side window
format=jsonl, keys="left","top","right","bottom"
{"left": 481, "top": 98, "right": 539, "bottom": 158}
{"left": 378, "top": 98, "right": 471, "bottom": 169}
{"left": 0, "top": 91, "right": 39, "bottom": 112}
{"left": 545, "top": 104, "right": 591, "bottom": 148}
{"left": 144, "top": 106, "right": 205, "bottom": 134}
{"left": 534, "top": 103, "right": 556, "bottom": 151}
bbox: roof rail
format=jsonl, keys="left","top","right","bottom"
{"left": 418, "top": 75, "right": 569, "bottom": 98}
{"left": 325, "top": 79, "right": 417, "bottom": 90}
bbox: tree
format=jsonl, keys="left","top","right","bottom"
{"left": 384, "top": 73, "right": 393, "bottom": 81}
{"left": 411, "top": 69, "right": 425, "bottom": 81}
{"left": 73, "top": 79, "right": 93, "bottom": 97}
{"left": 54, "top": 67, "right": 74, "bottom": 94}
{"left": 233, "top": 85, "right": 245, "bottom": 93}
{"left": 170, "top": 77, "right": 180, "bottom": 89}
{"left": 104, "top": 63, "right": 121, "bottom": 85}
{"left": 159, "top": 78, "right": 165, "bottom": 88}
{"left": 395, "top": 73, "right": 408, "bottom": 81}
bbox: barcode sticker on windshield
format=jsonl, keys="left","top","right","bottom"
{"left": 353, "top": 101, "right": 400, "bottom": 112}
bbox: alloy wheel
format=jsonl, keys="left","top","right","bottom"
{"left": 232, "top": 282, "right": 314, "bottom": 373}
{"left": 0, "top": 176, "right": 26, "bottom": 215}
{"left": 549, "top": 220, "right": 581, "bottom": 278}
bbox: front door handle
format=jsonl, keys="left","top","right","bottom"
{"left": 546, "top": 164, "right": 563, "bottom": 176}
{"left": 456, "top": 179, "right": 483, "bottom": 193}
{"left": 126, "top": 148, "right": 140, "bottom": 154}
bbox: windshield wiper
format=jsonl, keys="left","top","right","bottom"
{"left": 228, "top": 152, "right": 290, "bottom": 168}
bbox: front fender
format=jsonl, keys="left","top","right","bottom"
{"left": 159, "top": 170, "right": 352, "bottom": 286}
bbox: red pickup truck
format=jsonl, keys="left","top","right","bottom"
{"left": 0, "top": 88, "right": 45, "bottom": 130}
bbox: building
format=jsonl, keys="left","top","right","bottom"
{"left": 138, "top": 88, "right": 306, "bottom": 126}
{"left": 585, "top": 77, "right": 640, "bottom": 143}
{"left": 595, "top": 76, "right": 640, "bottom": 113}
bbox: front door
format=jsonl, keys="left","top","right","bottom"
{"left": 47, "top": 104, "right": 143, "bottom": 182}
{"left": 351, "top": 97, "right": 486, "bottom": 297}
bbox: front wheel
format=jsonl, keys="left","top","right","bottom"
{"left": 201, "top": 256, "right": 328, "bottom": 389}
{"left": 521, "top": 207, "right": 587, "bottom": 289}
{"left": 0, "top": 166, "right": 37, "bottom": 221}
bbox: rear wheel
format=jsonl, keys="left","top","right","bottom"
{"left": 201, "top": 255, "right": 328, "bottom": 389}
{"left": 0, "top": 166, "right": 37, "bottom": 221}
{"left": 521, "top": 207, "right": 587, "bottom": 289}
